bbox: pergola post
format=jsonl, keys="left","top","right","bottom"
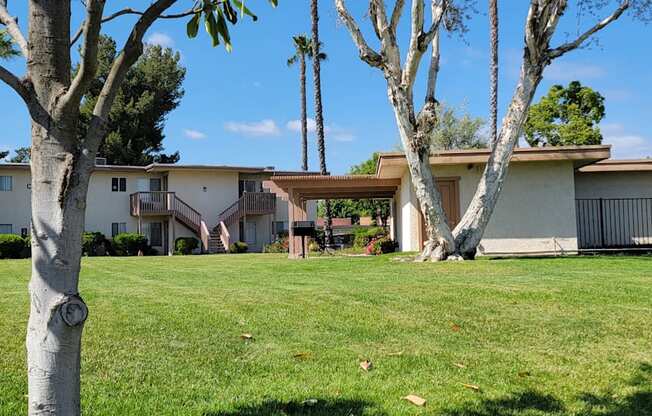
{"left": 287, "top": 189, "right": 307, "bottom": 259}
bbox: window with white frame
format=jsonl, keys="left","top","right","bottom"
{"left": 111, "top": 222, "right": 127, "bottom": 237}
{"left": 111, "top": 177, "right": 127, "bottom": 192}
{"left": 0, "top": 176, "right": 12, "bottom": 191}
{"left": 0, "top": 224, "right": 13, "bottom": 234}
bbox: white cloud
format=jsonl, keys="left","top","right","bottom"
{"left": 601, "top": 123, "right": 652, "bottom": 159}
{"left": 184, "top": 129, "right": 207, "bottom": 140}
{"left": 224, "top": 119, "right": 281, "bottom": 137}
{"left": 286, "top": 118, "right": 355, "bottom": 142}
{"left": 146, "top": 32, "right": 175, "bottom": 48}
{"left": 544, "top": 61, "right": 606, "bottom": 82}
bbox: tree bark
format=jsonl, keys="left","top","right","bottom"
{"left": 299, "top": 53, "right": 308, "bottom": 171}
{"left": 489, "top": 0, "right": 498, "bottom": 145}
{"left": 311, "top": 0, "right": 333, "bottom": 246}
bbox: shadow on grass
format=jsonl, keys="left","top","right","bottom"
{"left": 444, "top": 363, "right": 652, "bottom": 416}
{"left": 203, "top": 398, "right": 386, "bottom": 416}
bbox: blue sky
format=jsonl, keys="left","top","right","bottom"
{"left": 1, "top": 1, "right": 650, "bottom": 174}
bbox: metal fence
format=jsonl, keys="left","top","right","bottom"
{"left": 576, "top": 198, "right": 652, "bottom": 250}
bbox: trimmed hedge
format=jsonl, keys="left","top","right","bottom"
{"left": 175, "top": 237, "right": 199, "bottom": 255}
{"left": 229, "top": 241, "right": 248, "bottom": 254}
{"left": 366, "top": 236, "right": 398, "bottom": 255}
{"left": 0, "top": 234, "right": 28, "bottom": 259}
{"left": 113, "top": 233, "right": 149, "bottom": 256}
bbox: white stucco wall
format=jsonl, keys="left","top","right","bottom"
{"left": 575, "top": 171, "right": 652, "bottom": 198}
{"left": 398, "top": 161, "right": 579, "bottom": 255}
{"left": 86, "top": 171, "right": 143, "bottom": 236}
{"left": 0, "top": 168, "right": 31, "bottom": 235}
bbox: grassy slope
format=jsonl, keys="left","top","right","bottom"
{"left": 0, "top": 254, "right": 651, "bottom": 415}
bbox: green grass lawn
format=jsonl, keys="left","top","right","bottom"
{"left": 1, "top": 254, "right": 651, "bottom": 415}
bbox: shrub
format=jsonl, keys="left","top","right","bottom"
{"left": 82, "top": 232, "right": 108, "bottom": 256}
{"left": 229, "top": 241, "right": 248, "bottom": 254}
{"left": 365, "top": 236, "right": 398, "bottom": 255}
{"left": 0, "top": 234, "right": 28, "bottom": 259}
{"left": 175, "top": 237, "right": 199, "bottom": 255}
{"left": 113, "top": 233, "right": 149, "bottom": 256}
{"left": 263, "top": 237, "right": 288, "bottom": 253}
{"left": 21, "top": 234, "right": 31, "bottom": 258}
{"left": 353, "top": 226, "right": 386, "bottom": 248}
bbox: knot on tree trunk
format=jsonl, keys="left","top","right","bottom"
{"left": 59, "top": 295, "right": 88, "bottom": 327}
{"left": 412, "top": 100, "right": 438, "bottom": 154}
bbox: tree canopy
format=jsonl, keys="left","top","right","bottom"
{"left": 77, "top": 35, "right": 185, "bottom": 165}
{"left": 524, "top": 81, "right": 605, "bottom": 147}
{"left": 429, "top": 104, "right": 487, "bottom": 151}
{"left": 8, "top": 146, "right": 30, "bottom": 163}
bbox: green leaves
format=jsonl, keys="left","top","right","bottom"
{"left": 186, "top": 0, "right": 278, "bottom": 51}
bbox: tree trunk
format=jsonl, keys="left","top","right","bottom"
{"left": 300, "top": 53, "right": 308, "bottom": 171}
{"left": 310, "top": 0, "right": 333, "bottom": 246}
{"left": 387, "top": 84, "right": 455, "bottom": 260}
{"left": 453, "top": 61, "right": 544, "bottom": 258}
{"left": 489, "top": 0, "right": 498, "bottom": 145}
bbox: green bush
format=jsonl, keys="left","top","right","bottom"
{"left": 353, "top": 226, "right": 386, "bottom": 248}
{"left": 175, "top": 237, "right": 199, "bottom": 255}
{"left": 365, "top": 236, "right": 398, "bottom": 255}
{"left": 82, "top": 232, "right": 108, "bottom": 256}
{"left": 0, "top": 234, "right": 28, "bottom": 259}
{"left": 113, "top": 233, "right": 149, "bottom": 256}
{"left": 21, "top": 234, "right": 31, "bottom": 258}
{"left": 263, "top": 238, "right": 288, "bottom": 253}
{"left": 229, "top": 241, "right": 248, "bottom": 254}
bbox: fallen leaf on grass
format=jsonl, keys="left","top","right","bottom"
{"left": 453, "top": 362, "right": 466, "bottom": 369}
{"left": 360, "top": 360, "right": 373, "bottom": 371}
{"left": 293, "top": 352, "right": 311, "bottom": 360}
{"left": 461, "top": 383, "right": 481, "bottom": 392}
{"left": 402, "top": 394, "right": 426, "bottom": 407}
{"left": 240, "top": 333, "right": 254, "bottom": 341}
{"left": 451, "top": 323, "right": 461, "bottom": 332}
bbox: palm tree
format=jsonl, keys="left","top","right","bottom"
{"left": 310, "top": 0, "right": 334, "bottom": 247}
{"left": 489, "top": 0, "right": 499, "bottom": 146}
{"left": 287, "top": 35, "right": 326, "bottom": 172}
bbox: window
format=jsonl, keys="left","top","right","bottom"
{"left": 0, "top": 224, "right": 12, "bottom": 234}
{"left": 0, "top": 176, "right": 12, "bottom": 191}
{"left": 239, "top": 180, "right": 260, "bottom": 196}
{"left": 148, "top": 222, "right": 162, "bottom": 246}
{"left": 273, "top": 221, "right": 288, "bottom": 235}
{"left": 149, "top": 178, "right": 162, "bottom": 192}
{"left": 111, "top": 222, "right": 127, "bottom": 237}
{"left": 111, "top": 177, "right": 127, "bottom": 192}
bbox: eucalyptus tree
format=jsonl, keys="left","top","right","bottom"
{"left": 335, "top": 0, "right": 648, "bottom": 260}
{"left": 489, "top": 0, "right": 498, "bottom": 145}
{"left": 0, "top": 1, "right": 276, "bottom": 414}
{"left": 287, "top": 35, "right": 326, "bottom": 171}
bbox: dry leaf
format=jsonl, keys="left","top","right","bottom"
{"left": 293, "top": 352, "right": 311, "bottom": 360}
{"left": 240, "top": 333, "right": 254, "bottom": 341}
{"left": 451, "top": 323, "right": 461, "bottom": 332}
{"left": 403, "top": 394, "right": 426, "bottom": 407}
{"left": 453, "top": 362, "right": 466, "bottom": 369}
{"left": 461, "top": 383, "right": 481, "bottom": 392}
{"left": 360, "top": 360, "right": 373, "bottom": 371}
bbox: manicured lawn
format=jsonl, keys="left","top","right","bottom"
{"left": 1, "top": 254, "right": 651, "bottom": 415}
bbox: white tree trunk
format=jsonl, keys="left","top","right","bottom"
{"left": 388, "top": 83, "right": 455, "bottom": 260}
{"left": 453, "top": 61, "right": 544, "bottom": 258}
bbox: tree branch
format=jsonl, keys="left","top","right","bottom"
{"left": 548, "top": 1, "right": 629, "bottom": 59}
{"left": 62, "top": 0, "right": 106, "bottom": 111}
{"left": 0, "top": 0, "right": 28, "bottom": 57}
{"left": 335, "top": 0, "right": 383, "bottom": 68}
{"left": 86, "top": 0, "right": 177, "bottom": 154}
{"left": 0, "top": 64, "right": 34, "bottom": 106}
{"left": 425, "top": 29, "right": 440, "bottom": 102}
{"left": 390, "top": 0, "right": 406, "bottom": 32}
{"left": 420, "top": 0, "right": 446, "bottom": 50}
{"left": 70, "top": 5, "right": 198, "bottom": 46}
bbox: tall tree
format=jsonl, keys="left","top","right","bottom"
{"left": 524, "top": 81, "right": 605, "bottom": 146}
{"left": 429, "top": 103, "right": 486, "bottom": 151}
{"left": 0, "top": 1, "right": 276, "bottom": 414}
{"left": 287, "top": 35, "right": 326, "bottom": 171}
{"left": 489, "top": 0, "right": 498, "bottom": 145}
{"left": 336, "top": 0, "right": 644, "bottom": 260}
{"left": 311, "top": 0, "right": 334, "bottom": 247}
{"left": 79, "top": 35, "right": 185, "bottom": 165}
{"left": 9, "top": 146, "right": 31, "bottom": 162}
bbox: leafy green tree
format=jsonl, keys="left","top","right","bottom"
{"left": 0, "top": 150, "right": 8, "bottom": 160}
{"left": 9, "top": 146, "right": 30, "bottom": 163}
{"left": 78, "top": 36, "right": 185, "bottom": 165}
{"left": 524, "top": 81, "right": 605, "bottom": 147}
{"left": 429, "top": 104, "right": 486, "bottom": 151}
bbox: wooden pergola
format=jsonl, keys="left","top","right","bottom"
{"left": 265, "top": 175, "right": 401, "bottom": 259}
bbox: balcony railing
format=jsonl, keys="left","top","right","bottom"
{"left": 130, "top": 191, "right": 173, "bottom": 216}
{"left": 217, "top": 192, "right": 276, "bottom": 226}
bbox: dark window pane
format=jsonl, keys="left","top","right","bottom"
{"left": 119, "top": 178, "right": 127, "bottom": 192}
{"left": 112, "top": 178, "right": 118, "bottom": 192}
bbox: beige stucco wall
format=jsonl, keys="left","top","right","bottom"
{"left": 0, "top": 168, "right": 31, "bottom": 235}
{"left": 575, "top": 171, "right": 652, "bottom": 198}
{"left": 86, "top": 171, "right": 144, "bottom": 236}
{"left": 398, "top": 161, "right": 579, "bottom": 255}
